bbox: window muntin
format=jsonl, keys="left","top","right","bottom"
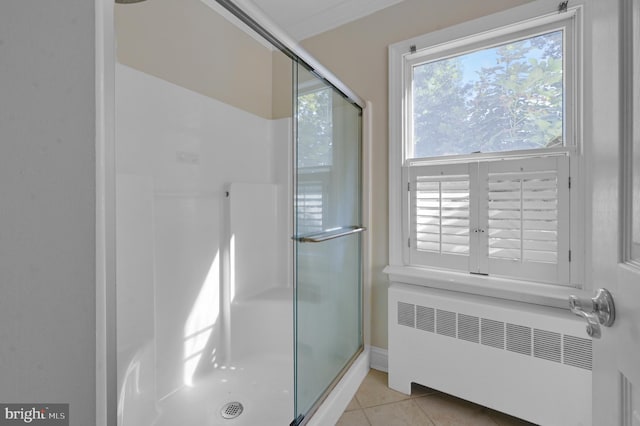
{"left": 408, "top": 29, "right": 565, "bottom": 160}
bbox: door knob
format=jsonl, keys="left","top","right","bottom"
{"left": 568, "top": 288, "right": 615, "bottom": 338}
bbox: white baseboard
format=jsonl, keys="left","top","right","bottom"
{"left": 369, "top": 346, "right": 388, "bottom": 372}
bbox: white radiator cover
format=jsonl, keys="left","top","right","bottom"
{"left": 389, "top": 282, "right": 591, "bottom": 426}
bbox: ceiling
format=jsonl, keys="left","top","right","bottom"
{"left": 238, "top": 0, "right": 405, "bottom": 41}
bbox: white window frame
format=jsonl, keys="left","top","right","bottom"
{"left": 387, "top": 0, "right": 585, "bottom": 304}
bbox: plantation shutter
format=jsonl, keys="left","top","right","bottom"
{"left": 296, "top": 179, "right": 324, "bottom": 234}
{"left": 480, "top": 156, "right": 570, "bottom": 284}
{"left": 406, "top": 155, "right": 570, "bottom": 285}
{"left": 408, "top": 163, "right": 474, "bottom": 272}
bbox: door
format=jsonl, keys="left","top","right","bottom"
{"left": 586, "top": 0, "right": 640, "bottom": 424}
{"left": 292, "top": 62, "right": 364, "bottom": 425}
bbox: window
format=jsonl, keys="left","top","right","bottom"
{"left": 390, "top": 3, "right": 581, "bottom": 286}
{"left": 408, "top": 30, "right": 564, "bottom": 159}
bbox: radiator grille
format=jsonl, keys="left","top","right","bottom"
{"left": 416, "top": 305, "right": 435, "bottom": 332}
{"left": 481, "top": 318, "right": 505, "bottom": 349}
{"left": 436, "top": 309, "right": 457, "bottom": 338}
{"left": 506, "top": 324, "right": 532, "bottom": 356}
{"left": 398, "top": 302, "right": 415, "bottom": 328}
{"left": 396, "top": 301, "right": 592, "bottom": 370}
{"left": 534, "top": 329, "right": 562, "bottom": 363}
{"left": 563, "top": 335, "right": 592, "bottom": 370}
{"left": 458, "top": 314, "right": 480, "bottom": 343}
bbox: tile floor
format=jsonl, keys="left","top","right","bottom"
{"left": 337, "top": 369, "right": 537, "bottom": 426}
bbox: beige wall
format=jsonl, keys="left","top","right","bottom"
{"left": 272, "top": 50, "right": 293, "bottom": 119}
{"left": 116, "top": 0, "right": 284, "bottom": 119}
{"left": 301, "top": 0, "right": 533, "bottom": 350}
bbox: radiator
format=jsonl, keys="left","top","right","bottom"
{"left": 388, "top": 282, "right": 591, "bottom": 426}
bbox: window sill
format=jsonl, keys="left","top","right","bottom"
{"left": 383, "top": 264, "right": 584, "bottom": 310}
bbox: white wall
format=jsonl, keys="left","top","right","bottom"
{"left": 0, "top": 2, "right": 96, "bottom": 426}
{"left": 115, "top": 64, "right": 290, "bottom": 404}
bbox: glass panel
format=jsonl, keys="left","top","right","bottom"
{"left": 294, "top": 63, "right": 363, "bottom": 421}
{"left": 411, "top": 30, "right": 564, "bottom": 158}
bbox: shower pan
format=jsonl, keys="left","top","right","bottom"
{"left": 113, "top": 0, "right": 365, "bottom": 425}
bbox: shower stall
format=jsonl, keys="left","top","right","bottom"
{"left": 113, "top": 0, "right": 365, "bottom": 425}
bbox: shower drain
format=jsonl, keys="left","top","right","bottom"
{"left": 220, "top": 401, "right": 244, "bottom": 419}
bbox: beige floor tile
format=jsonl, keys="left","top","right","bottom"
{"left": 337, "top": 409, "right": 371, "bottom": 426}
{"left": 342, "top": 370, "right": 537, "bottom": 426}
{"left": 364, "top": 399, "right": 435, "bottom": 426}
{"left": 345, "top": 396, "right": 361, "bottom": 412}
{"left": 355, "top": 370, "right": 412, "bottom": 408}
{"left": 413, "top": 393, "right": 498, "bottom": 426}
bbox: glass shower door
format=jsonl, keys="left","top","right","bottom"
{"left": 293, "top": 63, "right": 364, "bottom": 424}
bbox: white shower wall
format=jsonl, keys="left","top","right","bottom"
{"left": 115, "top": 63, "right": 291, "bottom": 405}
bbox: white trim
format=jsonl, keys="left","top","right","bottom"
{"left": 620, "top": 0, "right": 639, "bottom": 264}
{"left": 384, "top": 265, "right": 585, "bottom": 310}
{"left": 95, "top": 0, "right": 116, "bottom": 425}
{"left": 369, "top": 346, "right": 388, "bottom": 373}
{"left": 362, "top": 101, "right": 373, "bottom": 347}
{"left": 406, "top": 147, "right": 571, "bottom": 167}
{"left": 402, "top": 7, "right": 579, "bottom": 65}
{"left": 388, "top": 26, "right": 405, "bottom": 267}
{"left": 389, "top": 1, "right": 580, "bottom": 58}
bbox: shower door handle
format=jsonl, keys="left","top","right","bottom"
{"left": 294, "top": 226, "right": 366, "bottom": 243}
